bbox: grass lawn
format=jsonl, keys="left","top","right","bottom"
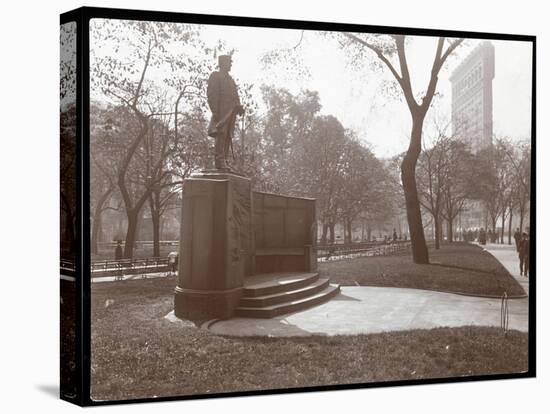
{"left": 320, "top": 242, "right": 525, "bottom": 297}
{"left": 91, "top": 276, "right": 528, "bottom": 401}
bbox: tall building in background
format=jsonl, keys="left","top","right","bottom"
{"left": 450, "top": 41, "right": 495, "bottom": 233}
{"left": 450, "top": 41, "right": 495, "bottom": 153}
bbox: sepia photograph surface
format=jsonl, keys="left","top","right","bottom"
{"left": 86, "top": 15, "right": 533, "bottom": 402}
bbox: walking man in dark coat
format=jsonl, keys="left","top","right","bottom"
{"left": 513, "top": 228, "right": 521, "bottom": 252}
{"left": 518, "top": 232, "right": 530, "bottom": 277}
{"left": 206, "top": 54, "right": 244, "bottom": 170}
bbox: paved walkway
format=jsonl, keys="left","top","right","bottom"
{"left": 206, "top": 286, "right": 528, "bottom": 336}
{"left": 206, "top": 243, "right": 529, "bottom": 337}
{"left": 482, "top": 243, "right": 530, "bottom": 296}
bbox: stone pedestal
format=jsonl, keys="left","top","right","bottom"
{"left": 174, "top": 170, "right": 254, "bottom": 320}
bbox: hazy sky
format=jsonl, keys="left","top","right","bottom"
{"left": 200, "top": 25, "right": 533, "bottom": 158}
{"left": 90, "top": 20, "right": 533, "bottom": 158}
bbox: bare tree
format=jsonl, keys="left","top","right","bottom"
{"left": 473, "top": 141, "right": 510, "bottom": 240}
{"left": 417, "top": 136, "right": 447, "bottom": 249}
{"left": 337, "top": 34, "right": 463, "bottom": 263}
{"left": 339, "top": 137, "right": 394, "bottom": 244}
{"left": 293, "top": 115, "right": 348, "bottom": 243}
{"left": 90, "top": 20, "right": 212, "bottom": 258}
{"left": 441, "top": 140, "right": 474, "bottom": 243}
{"left": 502, "top": 139, "right": 531, "bottom": 234}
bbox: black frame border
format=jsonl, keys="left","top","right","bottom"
{"left": 59, "top": 6, "right": 537, "bottom": 407}
{"left": 59, "top": 10, "right": 85, "bottom": 406}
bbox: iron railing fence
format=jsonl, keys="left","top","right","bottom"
{"left": 91, "top": 240, "right": 417, "bottom": 279}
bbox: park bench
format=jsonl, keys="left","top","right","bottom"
{"left": 255, "top": 245, "right": 315, "bottom": 273}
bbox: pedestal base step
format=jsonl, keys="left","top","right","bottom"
{"left": 242, "top": 272, "right": 320, "bottom": 297}
{"left": 236, "top": 272, "right": 340, "bottom": 318}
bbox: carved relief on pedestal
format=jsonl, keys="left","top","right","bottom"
{"left": 228, "top": 177, "right": 253, "bottom": 277}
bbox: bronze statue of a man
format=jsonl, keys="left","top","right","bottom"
{"left": 207, "top": 54, "right": 244, "bottom": 170}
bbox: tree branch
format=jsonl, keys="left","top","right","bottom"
{"left": 342, "top": 33, "right": 404, "bottom": 86}
{"left": 393, "top": 35, "right": 419, "bottom": 110}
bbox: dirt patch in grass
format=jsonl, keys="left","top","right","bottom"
{"left": 319, "top": 242, "right": 525, "bottom": 297}
{"left": 90, "top": 277, "right": 528, "bottom": 401}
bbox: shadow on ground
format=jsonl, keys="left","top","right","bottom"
{"left": 331, "top": 292, "right": 361, "bottom": 301}
{"left": 35, "top": 384, "right": 58, "bottom": 399}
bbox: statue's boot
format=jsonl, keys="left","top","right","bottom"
{"left": 215, "top": 155, "right": 228, "bottom": 170}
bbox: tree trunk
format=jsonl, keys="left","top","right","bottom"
{"left": 91, "top": 189, "right": 112, "bottom": 255}
{"left": 401, "top": 119, "right": 429, "bottom": 263}
{"left": 124, "top": 209, "right": 139, "bottom": 258}
{"left": 519, "top": 204, "right": 525, "bottom": 233}
{"left": 447, "top": 217, "right": 454, "bottom": 243}
{"left": 434, "top": 216, "right": 441, "bottom": 250}
{"left": 329, "top": 222, "right": 335, "bottom": 244}
{"left": 342, "top": 219, "right": 348, "bottom": 243}
{"left": 152, "top": 211, "right": 160, "bottom": 258}
{"left": 321, "top": 223, "right": 328, "bottom": 244}
{"left": 98, "top": 216, "right": 104, "bottom": 243}
{"left": 91, "top": 212, "right": 101, "bottom": 255}
{"left": 345, "top": 219, "right": 352, "bottom": 244}
{"left": 500, "top": 210, "right": 506, "bottom": 244}
{"left": 149, "top": 190, "right": 162, "bottom": 258}
{"left": 344, "top": 221, "right": 348, "bottom": 244}
{"left": 367, "top": 226, "right": 372, "bottom": 242}
{"left": 508, "top": 207, "right": 513, "bottom": 245}
{"left": 117, "top": 215, "right": 124, "bottom": 240}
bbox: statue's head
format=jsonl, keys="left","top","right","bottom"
{"left": 218, "top": 55, "right": 232, "bottom": 73}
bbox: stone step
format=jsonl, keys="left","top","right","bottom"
{"left": 242, "top": 272, "right": 320, "bottom": 297}
{"left": 236, "top": 284, "right": 340, "bottom": 318}
{"left": 240, "top": 278, "right": 330, "bottom": 308}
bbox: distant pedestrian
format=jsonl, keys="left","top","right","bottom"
{"left": 479, "top": 228, "right": 487, "bottom": 245}
{"left": 513, "top": 228, "right": 521, "bottom": 252}
{"left": 518, "top": 232, "right": 530, "bottom": 277}
{"left": 392, "top": 228, "right": 398, "bottom": 242}
{"left": 114, "top": 240, "right": 123, "bottom": 260}
{"left": 168, "top": 251, "right": 179, "bottom": 276}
